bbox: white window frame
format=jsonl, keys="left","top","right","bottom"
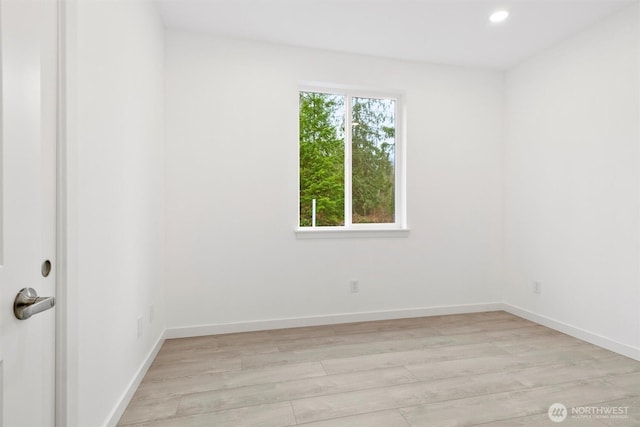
{"left": 296, "top": 83, "right": 408, "bottom": 239}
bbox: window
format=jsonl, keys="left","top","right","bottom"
{"left": 298, "top": 85, "right": 406, "bottom": 235}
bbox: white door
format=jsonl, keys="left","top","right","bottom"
{"left": 0, "top": 0, "right": 58, "bottom": 426}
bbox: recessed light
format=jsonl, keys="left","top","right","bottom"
{"left": 489, "top": 10, "right": 510, "bottom": 23}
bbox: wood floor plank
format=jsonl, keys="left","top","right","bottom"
{"left": 144, "top": 355, "right": 241, "bottom": 382}
{"left": 266, "top": 325, "right": 338, "bottom": 340}
{"left": 297, "top": 410, "right": 411, "bottom": 427}
{"left": 133, "top": 362, "right": 326, "bottom": 401}
{"left": 325, "top": 312, "right": 516, "bottom": 335}
{"left": 177, "top": 367, "right": 416, "bottom": 416}
{"left": 507, "top": 343, "right": 617, "bottom": 364}
{"left": 153, "top": 345, "right": 279, "bottom": 365}
{"left": 601, "top": 371, "right": 640, "bottom": 394}
{"left": 321, "top": 342, "right": 508, "bottom": 375}
{"left": 160, "top": 334, "right": 269, "bottom": 350}
{"left": 117, "top": 397, "right": 181, "bottom": 426}
{"left": 425, "top": 318, "right": 537, "bottom": 336}
{"left": 493, "top": 334, "right": 587, "bottom": 354}
{"left": 242, "top": 334, "right": 459, "bottom": 369}
{"left": 277, "top": 323, "right": 555, "bottom": 353}
{"left": 127, "top": 401, "right": 296, "bottom": 427}
{"left": 405, "top": 354, "right": 546, "bottom": 382}
{"left": 514, "top": 357, "right": 640, "bottom": 388}
{"left": 275, "top": 328, "right": 447, "bottom": 352}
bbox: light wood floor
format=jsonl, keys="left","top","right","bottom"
{"left": 118, "top": 311, "right": 640, "bottom": 426}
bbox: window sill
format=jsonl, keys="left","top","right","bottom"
{"left": 295, "top": 227, "right": 410, "bottom": 239}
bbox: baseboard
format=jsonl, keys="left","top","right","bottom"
{"left": 164, "top": 302, "right": 504, "bottom": 339}
{"left": 503, "top": 303, "right": 640, "bottom": 362}
{"left": 105, "top": 331, "right": 166, "bottom": 427}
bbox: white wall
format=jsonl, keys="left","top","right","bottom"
{"left": 65, "top": 0, "right": 165, "bottom": 425}
{"left": 164, "top": 32, "right": 504, "bottom": 331}
{"left": 504, "top": 5, "right": 640, "bottom": 353}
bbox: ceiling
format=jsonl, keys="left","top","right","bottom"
{"left": 156, "top": 0, "right": 636, "bottom": 69}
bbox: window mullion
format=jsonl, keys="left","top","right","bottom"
{"left": 345, "top": 95, "right": 353, "bottom": 227}
{"left": 394, "top": 100, "right": 402, "bottom": 227}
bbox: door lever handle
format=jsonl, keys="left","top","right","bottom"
{"left": 13, "top": 287, "right": 55, "bottom": 320}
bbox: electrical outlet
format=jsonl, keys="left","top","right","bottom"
{"left": 533, "top": 281, "right": 542, "bottom": 294}
{"left": 149, "top": 304, "right": 155, "bottom": 323}
{"left": 137, "top": 316, "right": 143, "bottom": 338}
{"left": 350, "top": 280, "right": 359, "bottom": 293}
